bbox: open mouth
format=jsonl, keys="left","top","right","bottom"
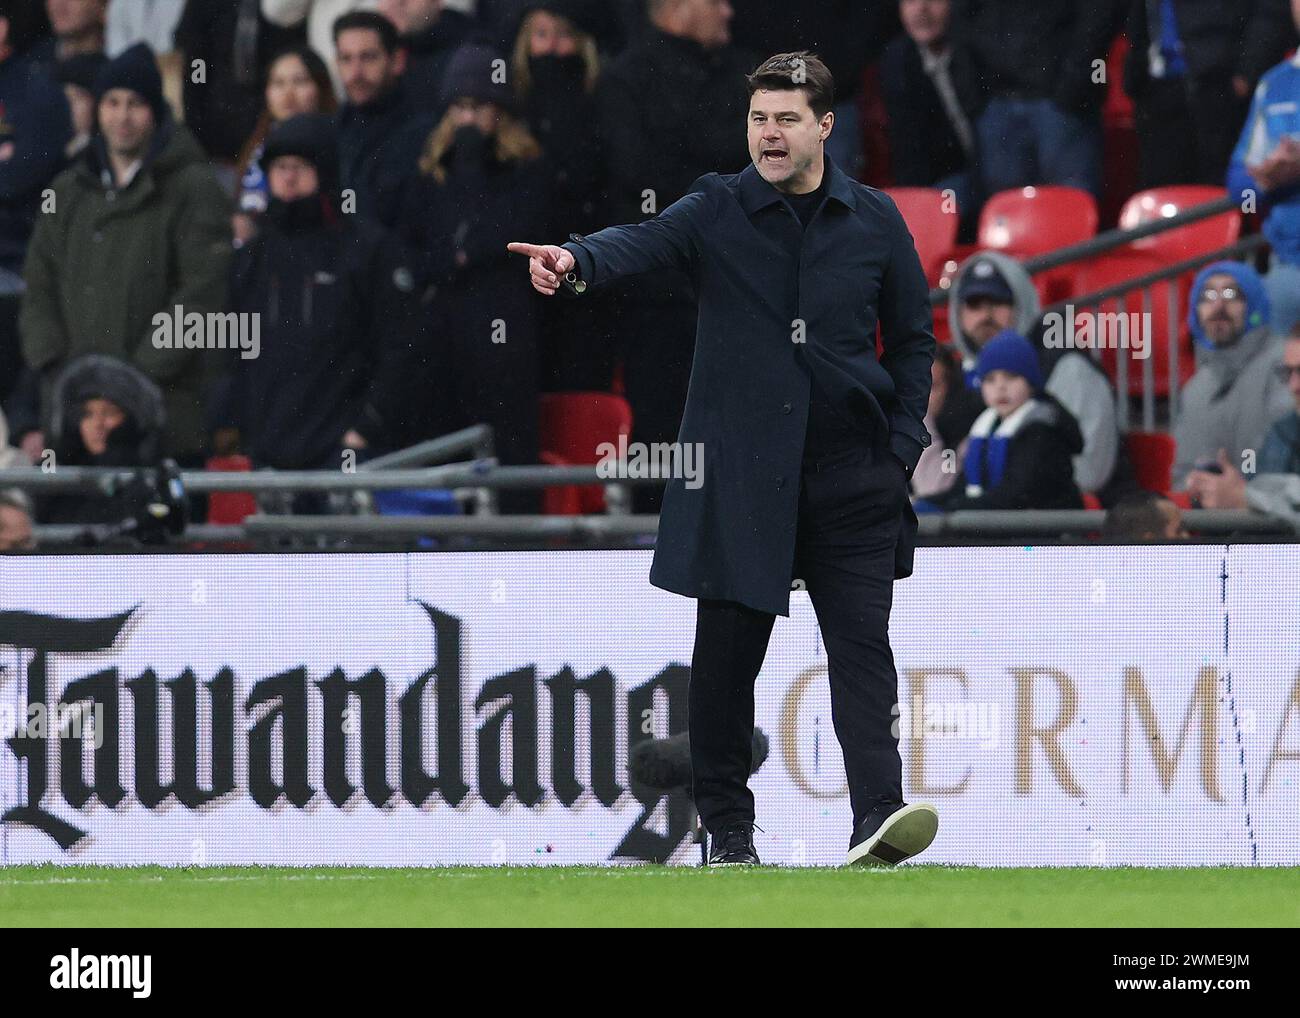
{"left": 761, "top": 149, "right": 788, "bottom": 163}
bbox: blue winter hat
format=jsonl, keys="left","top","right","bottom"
{"left": 975, "top": 329, "right": 1044, "bottom": 390}
{"left": 1186, "top": 260, "right": 1271, "bottom": 349}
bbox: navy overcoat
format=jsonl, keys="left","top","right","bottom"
{"left": 562, "top": 155, "right": 935, "bottom": 616}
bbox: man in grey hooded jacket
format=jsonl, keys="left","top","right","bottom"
{"left": 947, "top": 251, "right": 1121, "bottom": 495}
{"left": 1172, "top": 260, "right": 1292, "bottom": 487}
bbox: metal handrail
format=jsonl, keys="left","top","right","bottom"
{"left": 928, "top": 194, "right": 1244, "bottom": 303}
{"left": 929, "top": 193, "right": 1263, "bottom": 434}
{"left": 24, "top": 507, "right": 1293, "bottom": 547}
{"left": 1021, "top": 195, "right": 1242, "bottom": 275}
{"left": 358, "top": 425, "right": 494, "bottom": 471}
{"left": 1038, "top": 234, "right": 1270, "bottom": 431}
{"left": 0, "top": 461, "right": 670, "bottom": 493}
{"left": 1039, "top": 236, "right": 1268, "bottom": 314}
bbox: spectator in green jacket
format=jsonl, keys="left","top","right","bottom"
{"left": 19, "top": 42, "right": 231, "bottom": 463}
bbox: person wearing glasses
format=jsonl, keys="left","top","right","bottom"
{"left": 1172, "top": 260, "right": 1293, "bottom": 488}
{"left": 1186, "top": 325, "right": 1300, "bottom": 510}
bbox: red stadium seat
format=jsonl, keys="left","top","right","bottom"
{"left": 1100, "top": 35, "right": 1138, "bottom": 227}
{"left": 978, "top": 186, "right": 1099, "bottom": 258}
{"left": 1070, "top": 250, "right": 1194, "bottom": 398}
{"left": 205, "top": 455, "right": 258, "bottom": 524}
{"left": 978, "top": 187, "right": 1099, "bottom": 304}
{"left": 884, "top": 187, "right": 959, "bottom": 283}
{"left": 1119, "top": 186, "right": 1241, "bottom": 263}
{"left": 539, "top": 392, "right": 634, "bottom": 515}
{"left": 1125, "top": 431, "right": 1177, "bottom": 492}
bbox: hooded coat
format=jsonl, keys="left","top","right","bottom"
{"left": 947, "top": 250, "right": 1121, "bottom": 494}
{"left": 19, "top": 119, "right": 232, "bottom": 462}
{"left": 38, "top": 354, "right": 167, "bottom": 525}
{"left": 1172, "top": 261, "right": 1293, "bottom": 485}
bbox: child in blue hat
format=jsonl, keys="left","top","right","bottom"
{"left": 919, "top": 330, "right": 1085, "bottom": 511}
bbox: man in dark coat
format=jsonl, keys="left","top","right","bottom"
{"left": 220, "top": 113, "right": 420, "bottom": 474}
{"left": 510, "top": 52, "right": 938, "bottom": 868}
{"left": 333, "top": 10, "right": 435, "bottom": 228}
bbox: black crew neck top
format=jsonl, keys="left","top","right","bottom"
{"left": 783, "top": 174, "right": 828, "bottom": 230}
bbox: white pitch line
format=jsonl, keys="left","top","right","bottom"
{"left": 0, "top": 872, "right": 385, "bottom": 886}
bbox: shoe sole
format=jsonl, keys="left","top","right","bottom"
{"left": 845, "top": 803, "right": 938, "bottom": 867}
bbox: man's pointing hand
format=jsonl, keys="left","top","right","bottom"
{"left": 507, "top": 242, "right": 576, "bottom": 296}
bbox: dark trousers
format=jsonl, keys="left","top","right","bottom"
{"left": 688, "top": 440, "right": 907, "bottom": 834}
{"left": 976, "top": 97, "right": 1102, "bottom": 197}
{"left": 1134, "top": 75, "right": 1247, "bottom": 189}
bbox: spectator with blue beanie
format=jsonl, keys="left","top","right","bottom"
{"left": 1172, "top": 260, "right": 1292, "bottom": 486}
{"left": 1227, "top": 3, "right": 1300, "bottom": 335}
{"left": 922, "top": 328, "right": 1083, "bottom": 511}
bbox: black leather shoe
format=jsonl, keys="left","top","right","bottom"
{"left": 708, "top": 821, "right": 760, "bottom": 865}
{"left": 846, "top": 801, "right": 938, "bottom": 867}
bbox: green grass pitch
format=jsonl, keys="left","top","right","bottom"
{"left": 3, "top": 865, "right": 1299, "bottom": 927}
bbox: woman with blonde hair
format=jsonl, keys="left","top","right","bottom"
{"left": 508, "top": 1, "right": 619, "bottom": 392}
{"left": 399, "top": 43, "right": 547, "bottom": 512}
{"left": 508, "top": 1, "right": 614, "bottom": 234}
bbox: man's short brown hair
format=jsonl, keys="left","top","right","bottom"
{"left": 746, "top": 51, "right": 834, "bottom": 119}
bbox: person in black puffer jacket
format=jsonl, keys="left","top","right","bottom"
{"left": 219, "top": 113, "right": 421, "bottom": 477}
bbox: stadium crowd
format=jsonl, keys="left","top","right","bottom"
{"left": 1, "top": 0, "right": 1300, "bottom": 546}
